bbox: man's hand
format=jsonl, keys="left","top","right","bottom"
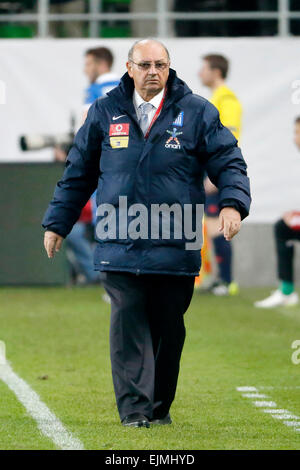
{"left": 283, "top": 211, "right": 295, "bottom": 227}
{"left": 218, "top": 207, "right": 241, "bottom": 241}
{"left": 204, "top": 176, "right": 218, "bottom": 195}
{"left": 44, "top": 230, "right": 64, "bottom": 258}
{"left": 53, "top": 146, "right": 67, "bottom": 163}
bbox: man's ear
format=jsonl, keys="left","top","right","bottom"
{"left": 126, "top": 61, "right": 133, "bottom": 78}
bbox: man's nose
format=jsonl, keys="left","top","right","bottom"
{"left": 148, "top": 64, "right": 157, "bottom": 74}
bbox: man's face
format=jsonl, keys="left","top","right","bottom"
{"left": 84, "top": 54, "right": 100, "bottom": 83}
{"left": 199, "top": 60, "right": 215, "bottom": 87}
{"left": 126, "top": 42, "right": 170, "bottom": 97}
{"left": 294, "top": 122, "right": 300, "bottom": 150}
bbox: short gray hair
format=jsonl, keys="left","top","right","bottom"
{"left": 128, "top": 38, "right": 170, "bottom": 62}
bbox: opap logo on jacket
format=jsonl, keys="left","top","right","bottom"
{"left": 165, "top": 127, "right": 183, "bottom": 149}
{"left": 109, "top": 123, "right": 130, "bottom": 148}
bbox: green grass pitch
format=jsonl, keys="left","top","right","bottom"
{"left": 0, "top": 286, "right": 300, "bottom": 450}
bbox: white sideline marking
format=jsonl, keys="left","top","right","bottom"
{"left": 236, "top": 386, "right": 258, "bottom": 392}
{"left": 273, "top": 414, "right": 299, "bottom": 420}
{"left": 283, "top": 421, "right": 300, "bottom": 427}
{"left": 237, "top": 386, "right": 300, "bottom": 434}
{"left": 253, "top": 401, "right": 277, "bottom": 408}
{"left": 0, "top": 361, "right": 84, "bottom": 450}
{"left": 242, "top": 393, "right": 268, "bottom": 399}
{"left": 258, "top": 386, "right": 300, "bottom": 390}
{"left": 263, "top": 409, "right": 291, "bottom": 414}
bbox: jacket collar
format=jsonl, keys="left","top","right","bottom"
{"left": 107, "top": 68, "right": 192, "bottom": 114}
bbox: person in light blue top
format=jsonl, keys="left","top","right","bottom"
{"left": 83, "top": 47, "right": 120, "bottom": 119}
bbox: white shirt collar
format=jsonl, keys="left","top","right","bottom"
{"left": 133, "top": 88, "right": 165, "bottom": 110}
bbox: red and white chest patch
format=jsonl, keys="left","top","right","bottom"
{"left": 109, "top": 123, "right": 130, "bottom": 136}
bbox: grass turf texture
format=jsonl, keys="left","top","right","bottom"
{"left": 0, "top": 286, "right": 300, "bottom": 450}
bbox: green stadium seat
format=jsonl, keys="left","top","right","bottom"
{"left": 0, "top": 24, "right": 35, "bottom": 38}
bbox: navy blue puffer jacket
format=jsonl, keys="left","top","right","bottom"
{"left": 42, "top": 69, "right": 251, "bottom": 276}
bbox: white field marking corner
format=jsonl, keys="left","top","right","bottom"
{"left": 0, "top": 341, "right": 84, "bottom": 450}
{"left": 237, "top": 386, "right": 300, "bottom": 434}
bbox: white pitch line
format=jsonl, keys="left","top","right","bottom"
{"left": 262, "top": 409, "right": 300, "bottom": 420}
{"left": 253, "top": 401, "right": 277, "bottom": 408}
{"left": 237, "top": 386, "right": 300, "bottom": 434}
{"left": 242, "top": 393, "right": 268, "bottom": 399}
{"left": 257, "top": 386, "right": 300, "bottom": 390}
{"left": 263, "top": 409, "right": 292, "bottom": 414}
{"left": 273, "top": 414, "right": 299, "bottom": 421}
{"left": 236, "top": 386, "right": 258, "bottom": 392}
{"left": 0, "top": 362, "right": 84, "bottom": 450}
{"left": 283, "top": 421, "right": 300, "bottom": 427}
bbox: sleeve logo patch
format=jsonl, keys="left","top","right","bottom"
{"left": 109, "top": 123, "right": 129, "bottom": 136}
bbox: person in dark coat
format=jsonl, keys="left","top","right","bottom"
{"left": 42, "top": 39, "right": 251, "bottom": 428}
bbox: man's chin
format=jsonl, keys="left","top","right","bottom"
{"left": 145, "top": 83, "right": 163, "bottom": 93}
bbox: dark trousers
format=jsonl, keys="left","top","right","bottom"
{"left": 101, "top": 271, "right": 195, "bottom": 421}
{"left": 275, "top": 219, "right": 300, "bottom": 283}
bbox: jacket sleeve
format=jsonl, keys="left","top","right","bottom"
{"left": 197, "top": 100, "right": 251, "bottom": 220}
{"left": 42, "top": 100, "right": 102, "bottom": 237}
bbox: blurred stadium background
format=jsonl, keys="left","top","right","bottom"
{"left": 1, "top": 0, "right": 300, "bottom": 451}
{"left": 1, "top": 0, "right": 300, "bottom": 286}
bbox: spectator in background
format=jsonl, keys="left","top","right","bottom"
{"left": 49, "top": 0, "right": 85, "bottom": 38}
{"left": 83, "top": 47, "right": 120, "bottom": 121}
{"left": 199, "top": 54, "right": 242, "bottom": 296}
{"left": 254, "top": 117, "right": 300, "bottom": 308}
{"left": 55, "top": 46, "right": 119, "bottom": 285}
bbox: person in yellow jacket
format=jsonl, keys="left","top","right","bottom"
{"left": 198, "top": 54, "right": 242, "bottom": 295}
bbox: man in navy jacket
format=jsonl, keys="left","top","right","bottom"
{"left": 43, "top": 39, "right": 251, "bottom": 428}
